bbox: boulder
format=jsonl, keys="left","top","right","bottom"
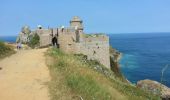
{"left": 137, "top": 79, "right": 170, "bottom": 99}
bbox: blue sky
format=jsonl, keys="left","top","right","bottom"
{"left": 0, "top": 0, "right": 170, "bottom": 36}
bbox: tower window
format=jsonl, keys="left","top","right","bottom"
{"left": 93, "top": 51, "right": 96, "bottom": 55}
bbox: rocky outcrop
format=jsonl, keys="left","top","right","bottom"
{"left": 137, "top": 79, "right": 170, "bottom": 99}
{"left": 75, "top": 54, "right": 116, "bottom": 80}
{"left": 110, "top": 46, "right": 122, "bottom": 77}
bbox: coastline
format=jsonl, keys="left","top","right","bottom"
{"left": 0, "top": 36, "right": 17, "bottom": 43}
{"left": 116, "top": 50, "right": 170, "bottom": 98}
{"left": 1, "top": 35, "right": 170, "bottom": 99}
{"left": 2, "top": 34, "right": 170, "bottom": 88}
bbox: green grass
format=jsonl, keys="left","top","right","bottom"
{"left": 67, "top": 74, "right": 111, "bottom": 100}
{"left": 0, "top": 41, "right": 15, "bottom": 59}
{"left": 46, "top": 48, "right": 160, "bottom": 100}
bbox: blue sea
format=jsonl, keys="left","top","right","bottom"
{"left": 1, "top": 34, "right": 170, "bottom": 87}
{"left": 109, "top": 33, "right": 170, "bottom": 87}
{"left": 0, "top": 36, "right": 17, "bottom": 43}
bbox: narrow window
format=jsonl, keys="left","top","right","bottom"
{"left": 93, "top": 51, "right": 96, "bottom": 55}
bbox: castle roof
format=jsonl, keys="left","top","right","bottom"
{"left": 70, "top": 16, "right": 82, "bottom": 22}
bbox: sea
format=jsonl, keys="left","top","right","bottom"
{"left": 0, "top": 36, "right": 17, "bottom": 43}
{"left": 109, "top": 33, "right": 170, "bottom": 87}
{"left": 1, "top": 33, "right": 170, "bottom": 87}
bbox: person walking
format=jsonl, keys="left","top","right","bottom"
{"left": 17, "top": 42, "right": 22, "bottom": 50}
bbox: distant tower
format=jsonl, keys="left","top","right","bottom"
{"left": 70, "top": 16, "right": 84, "bottom": 42}
{"left": 70, "top": 16, "right": 83, "bottom": 30}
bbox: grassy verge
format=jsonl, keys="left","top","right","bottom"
{"left": 0, "top": 41, "right": 15, "bottom": 59}
{"left": 46, "top": 48, "right": 160, "bottom": 100}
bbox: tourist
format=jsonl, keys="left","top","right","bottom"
{"left": 17, "top": 42, "right": 22, "bottom": 50}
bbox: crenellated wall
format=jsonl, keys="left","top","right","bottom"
{"left": 17, "top": 16, "right": 110, "bottom": 68}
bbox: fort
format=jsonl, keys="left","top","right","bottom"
{"left": 17, "top": 16, "right": 110, "bottom": 68}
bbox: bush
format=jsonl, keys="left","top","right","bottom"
{"left": 0, "top": 41, "right": 15, "bottom": 58}
{"left": 28, "top": 33, "right": 40, "bottom": 48}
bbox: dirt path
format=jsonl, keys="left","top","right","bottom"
{"left": 0, "top": 48, "right": 50, "bottom": 100}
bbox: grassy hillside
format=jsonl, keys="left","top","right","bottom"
{"left": 0, "top": 41, "right": 15, "bottom": 59}
{"left": 46, "top": 48, "right": 160, "bottom": 100}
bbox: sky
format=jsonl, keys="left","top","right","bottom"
{"left": 0, "top": 0, "right": 170, "bottom": 36}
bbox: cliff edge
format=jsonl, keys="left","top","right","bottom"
{"left": 46, "top": 48, "right": 159, "bottom": 100}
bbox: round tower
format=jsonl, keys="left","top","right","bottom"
{"left": 70, "top": 16, "right": 83, "bottom": 30}
{"left": 70, "top": 16, "right": 84, "bottom": 42}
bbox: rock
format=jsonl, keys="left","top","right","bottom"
{"left": 0, "top": 67, "right": 2, "bottom": 70}
{"left": 137, "top": 79, "right": 170, "bottom": 99}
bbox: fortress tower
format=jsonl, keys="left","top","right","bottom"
{"left": 70, "top": 16, "right": 84, "bottom": 42}
{"left": 70, "top": 16, "right": 83, "bottom": 30}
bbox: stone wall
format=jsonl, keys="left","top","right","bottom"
{"left": 17, "top": 16, "right": 111, "bottom": 69}
{"left": 80, "top": 35, "right": 110, "bottom": 68}
{"left": 35, "top": 29, "right": 52, "bottom": 47}
{"left": 57, "top": 28, "right": 77, "bottom": 53}
{"left": 33, "top": 27, "right": 111, "bottom": 68}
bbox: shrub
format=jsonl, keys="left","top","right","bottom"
{"left": 28, "top": 33, "right": 40, "bottom": 48}
{"left": 0, "top": 41, "right": 15, "bottom": 58}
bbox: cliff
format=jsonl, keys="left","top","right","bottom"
{"left": 46, "top": 48, "right": 159, "bottom": 100}
{"left": 109, "top": 46, "right": 170, "bottom": 99}
{"left": 109, "top": 46, "right": 124, "bottom": 78}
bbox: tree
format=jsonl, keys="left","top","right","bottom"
{"left": 28, "top": 33, "right": 40, "bottom": 48}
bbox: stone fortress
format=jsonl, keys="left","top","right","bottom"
{"left": 18, "top": 16, "right": 110, "bottom": 68}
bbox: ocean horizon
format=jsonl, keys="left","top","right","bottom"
{"left": 1, "top": 33, "right": 170, "bottom": 87}
{"left": 0, "top": 36, "right": 17, "bottom": 43}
